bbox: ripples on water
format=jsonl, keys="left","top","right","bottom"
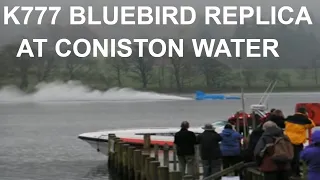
{"left": 1, "top": 82, "right": 320, "bottom": 179}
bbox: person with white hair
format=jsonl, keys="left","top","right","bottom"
{"left": 254, "top": 121, "right": 292, "bottom": 180}
{"left": 262, "top": 121, "right": 279, "bottom": 130}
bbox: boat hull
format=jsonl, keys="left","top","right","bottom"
{"left": 78, "top": 121, "right": 229, "bottom": 155}
{"left": 81, "top": 138, "right": 109, "bottom": 156}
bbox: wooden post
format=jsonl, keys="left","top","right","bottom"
{"left": 133, "top": 150, "right": 142, "bottom": 180}
{"left": 236, "top": 116, "right": 240, "bottom": 132}
{"left": 128, "top": 146, "right": 136, "bottom": 180}
{"left": 149, "top": 161, "right": 160, "bottom": 180}
{"left": 141, "top": 153, "right": 150, "bottom": 180}
{"left": 108, "top": 134, "right": 116, "bottom": 150}
{"left": 154, "top": 144, "right": 159, "bottom": 161}
{"left": 122, "top": 144, "right": 130, "bottom": 180}
{"left": 251, "top": 112, "right": 257, "bottom": 129}
{"left": 194, "top": 145, "right": 200, "bottom": 179}
{"left": 163, "top": 144, "right": 170, "bottom": 167}
{"left": 108, "top": 134, "right": 116, "bottom": 168}
{"left": 173, "top": 146, "right": 177, "bottom": 171}
{"left": 241, "top": 89, "right": 248, "bottom": 138}
{"left": 169, "top": 171, "right": 182, "bottom": 180}
{"left": 145, "top": 157, "right": 156, "bottom": 180}
{"left": 114, "top": 138, "right": 122, "bottom": 173}
{"left": 118, "top": 142, "right": 125, "bottom": 175}
{"left": 143, "top": 134, "right": 151, "bottom": 153}
{"left": 158, "top": 166, "right": 169, "bottom": 180}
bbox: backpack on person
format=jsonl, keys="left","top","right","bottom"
{"left": 270, "top": 136, "right": 294, "bottom": 163}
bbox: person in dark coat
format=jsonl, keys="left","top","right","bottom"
{"left": 245, "top": 108, "right": 282, "bottom": 160}
{"left": 243, "top": 123, "right": 265, "bottom": 162}
{"left": 259, "top": 108, "right": 276, "bottom": 123}
{"left": 220, "top": 123, "right": 243, "bottom": 174}
{"left": 197, "top": 123, "right": 222, "bottom": 178}
{"left": 267, "top": 109, "right": 285, "bottom": 129}
{"left": 254, "top": 121, "right": 291, "bottom": 180}
{"left": 300, "top": 130, "right": 320, "bottom": 180}
{"left": 174, "top": 121, "right": 197, "bottom": 177}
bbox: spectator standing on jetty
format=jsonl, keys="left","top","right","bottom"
{"left": 220, "top": 123, "right": 242, "bottom": 174}
{"left": 300, "top": 130, "right": 320, "bottom": 180}
{"left": 174, "top": 121, "right": 197, "bottom": 177}
{"left": 243, "top": 109, "right": 283, "bottom": 163}
{"left": 197, "top": 124, "right": 222, "bottom": 178}
{"left": 259, "top": 108, "right": 276, "bottom": 123}
{"left": 254, "top": 121, "right": 292, "bottom": 180}
{"left": 268, "top": 109, "right": 285, "bottom": 129}
{"left": 284, "top": 107, "right": 315, "bottom": 178}
{"left": 244, "top": 120, "right": 265, "bottom": 162}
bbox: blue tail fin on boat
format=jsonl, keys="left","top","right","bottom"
{"left": 195, "top": 91, "right": 205, "bottom": 97}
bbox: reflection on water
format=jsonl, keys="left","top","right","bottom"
{"left": 0, "top": 160, "right": 111, "bottom": 180}
{"left": 83, "top": 162, "right": 109, "bottom": 179}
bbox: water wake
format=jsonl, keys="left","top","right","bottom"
{"left": 0, "top": 81, "right": 192, "bottom": 103}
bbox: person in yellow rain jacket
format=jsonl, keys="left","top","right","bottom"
{"left": 284, "top": 107, "right": 316, "bottom": 178}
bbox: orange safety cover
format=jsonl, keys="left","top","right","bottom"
{"left": 295, "top": 103, "right": 320, "bottom": 144}
{"left": 295, "top": 103, "right": 320, "bottom": 126}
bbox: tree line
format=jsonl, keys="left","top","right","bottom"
{"left": 1, "top": 17, "right": 320, "bottom": 92}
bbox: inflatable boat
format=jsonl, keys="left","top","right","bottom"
{"left": 195, "top": 91, "right": 241, "bottom": 100}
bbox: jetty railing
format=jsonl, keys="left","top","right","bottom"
{"left": 107, "top": 133, "right": 306, "bottom": 180}
{"left": 108, "top": 133, "right": 246, "bottom": 180}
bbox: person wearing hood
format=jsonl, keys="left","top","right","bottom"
{"left": 197, "top": 123, "right": 222, "bottom": 178}
{"left": 254, "top": 121, "right": 291, "bottom": 180}
{"left": 220, "top": 123, "right": 243, "bottom": 173}
{"left": 284, "top": 107, "right": 315, "bottom": 178}
{"left": 259, "top": 108, "right": 276, "bottom": 123}
{"left": 268, "top": 109, "right": 285, "bottom": 129}
{"left": 243, "top": 121, "right": 265, "bottom": 162}
{"left": 300, "top": 130, "right": 320, "bottom": 180}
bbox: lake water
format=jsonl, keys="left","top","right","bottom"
{"left": 1, "top": 82, "right": 320, "bottom": 180}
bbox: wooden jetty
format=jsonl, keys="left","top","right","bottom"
{"left": 107, "top": 133, "right": 307, "bottom": 180}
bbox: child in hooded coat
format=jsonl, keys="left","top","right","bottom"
{"left": 300, "top": 130, "right": 320, "bottom": 180}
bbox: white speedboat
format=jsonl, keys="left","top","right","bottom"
{"left": 78, "top": 81, "right": 277, "bottom": 156}
{"left": 78, "top": 81, "right": 319, "bottom": 156}
{"left": 78, "top": 104, "right": 267, "bottom": 156}
{"left": 78, "top": 120, "right": 229, "bottom": 156}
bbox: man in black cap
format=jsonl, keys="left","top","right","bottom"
{"left": 197, "top": 123, "right": 222, "bottom": 178}
{"left": 174, "top": 121, "right": 197, "bottom": 177}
